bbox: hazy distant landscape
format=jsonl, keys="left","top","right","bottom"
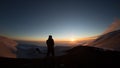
{"left": 16, "top": 40, "right": 73, "bottom": 58}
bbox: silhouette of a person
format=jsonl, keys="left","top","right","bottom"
{"left": 46, "top": 35, "right": 55, "bottom": 56}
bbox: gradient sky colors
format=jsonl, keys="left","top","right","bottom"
{"left": 0, "top": 0, "right": 120, "bottom": 41}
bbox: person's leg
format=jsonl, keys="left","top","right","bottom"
{"left": 47, "top": 48, "right": 50, "bottom": 56}
{"left": 51, "top": 48, "right": 55, "bottom": 56}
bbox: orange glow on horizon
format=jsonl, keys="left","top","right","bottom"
{"left": 6, "top": 35, "right": 97, "bottom": 42}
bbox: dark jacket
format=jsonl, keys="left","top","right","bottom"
{"left": 46, "top": 38, "right": 54, "bottom": 49}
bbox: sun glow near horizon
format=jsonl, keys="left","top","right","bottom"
{"left": 70, "top": 38, "right": 76, "bottom": 42}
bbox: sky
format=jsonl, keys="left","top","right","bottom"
{"left": 0, "top": 0, "right": 120, "bottom": 41}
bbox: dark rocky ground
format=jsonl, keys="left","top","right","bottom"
{"left": 0, "top": 45, "right": 120, "bottom": 68}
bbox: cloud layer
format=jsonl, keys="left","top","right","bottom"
{"left": 103, "top": 18, "right": 120, "bottom": 34}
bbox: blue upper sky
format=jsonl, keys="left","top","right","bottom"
{"left": 0, "top": 0, "right": 120, "bottom": 41}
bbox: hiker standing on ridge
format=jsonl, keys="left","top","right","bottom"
{"left": 46, "top": 35, "right": 55, "bottom": 56}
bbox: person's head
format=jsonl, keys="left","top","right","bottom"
{"left": 48, "top": 35, "right": 52, "bottom": 39}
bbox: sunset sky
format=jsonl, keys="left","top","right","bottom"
{"left": 0, "top": 0, "right": 120, "bottom": 41}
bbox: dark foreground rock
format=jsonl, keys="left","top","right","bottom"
{"left": 0, "top": 46, "right": 120, "bottom": 68}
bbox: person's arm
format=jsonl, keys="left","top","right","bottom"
{"left": 52, "top": 39, "right": 54, "bottom": 45}
{"left": 46, "top": 40, "right": 48, "bottom": 45}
